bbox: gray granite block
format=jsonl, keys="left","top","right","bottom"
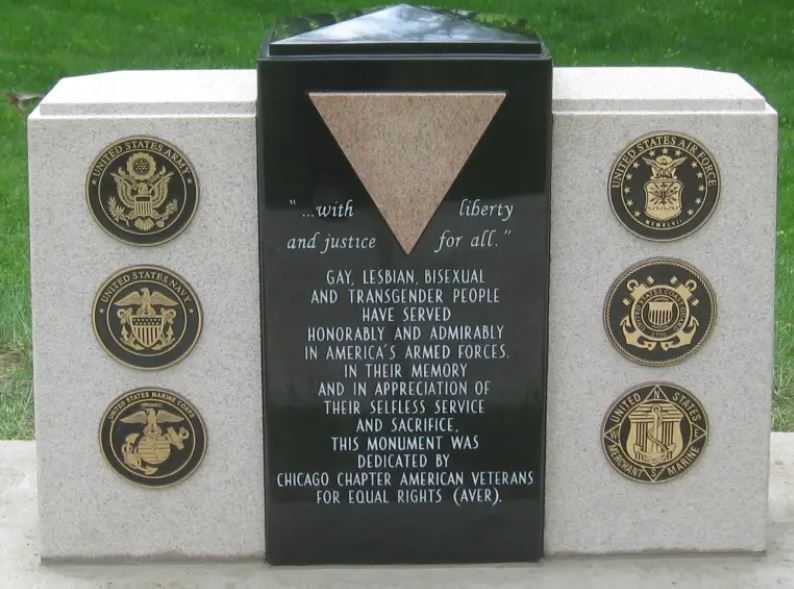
{"left": 28, "top": 71, "right": 263, "bottom": 559}
{"left": 545, "top": 70, "right": 777, "bottom": 554}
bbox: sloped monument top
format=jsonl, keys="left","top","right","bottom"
{"left": 265, "top": 4, "right": 544, "bottom": 55}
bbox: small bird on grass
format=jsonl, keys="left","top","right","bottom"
{"left": 6, "top": 91, "right": 43, "bottom": 115}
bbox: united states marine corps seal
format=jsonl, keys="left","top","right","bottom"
{"left": 99, "top": 387, "right": 207, "bottom": 487}
{"left": 602, "top": 383, "right": 708, "bottom": 483}
{"left": 86, "top": 137, "right": 198, "bottom": 246}
{"left": 93, "top": 265, "right": 202, "bottom": 370}
{"left": 604, "top": 258, "right": 716, "bottom": 366}
{"left": 609, "top": 132, "right": 720, "bottom": 241}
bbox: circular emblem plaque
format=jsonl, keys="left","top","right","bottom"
{"left": 93, "top": 265, "right": 202, "bottom": 370}
{"left": 609, "top": 132, "right": 720, "bottom": 241}
{"left": 603, "top": 258, "right": 716, "bottom": 367}
{"left": 86, "top": 136, "right": 198, "bottom": 246}
{"left": 602, "top": 383, "right": 708, "bottom": 483}
{"left": 99, "top": 387, "right": 207, "bottom": 487}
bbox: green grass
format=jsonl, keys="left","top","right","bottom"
{"left": 0, "top": 0, "right": 792, "bottom": 438}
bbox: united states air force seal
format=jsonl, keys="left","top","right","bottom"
{"left": 93, "top": 265, "right": 202, "bottom": 370}
{"left": 609, "top": 132, "right": 720, "bottom": 241}
{"left": 602, "top": 383, "right": 708, "bottom": 483}
{"left": 86, "top": 137, "right": 198, "bottom": 246}
{"left": 99, "top": 387, "right": 207, "bottom": 487}
{"left": 604, "top": 258, "right": 716, "bottom": 367}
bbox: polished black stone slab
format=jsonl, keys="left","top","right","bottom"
{"left": 258, "top": 6, "right": 552, "bottom": 565}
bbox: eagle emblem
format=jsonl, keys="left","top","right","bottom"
{"left": 113, "top": 287, "right": 179, "bottom": 351}
{"left": 119, "top": 403, "right": 190, "bottom": 475}
{"left": 99, "top": 387, "right": 207, "bottom": 486}
{"left": 642, "top": 154, "right": 687, "bottom": 222}
{"left": 604, "top": 258, "right": 716, "bottom": 367}
{"left": 108, "top": 152, "right": 178, "bottom": 232}
{"left": 609, "top": 132, "right": 721, "bottom": 241}
{"left": 93, "top": 266, "right": 202, "bottom": 369}
{"left": 620, "top": 275, "right": 699, "bottom": 353}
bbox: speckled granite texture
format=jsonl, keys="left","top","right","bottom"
{"left": 310, "top": 92, "right": 504, "bottom": 253}
{"left": 28, "top": 71, "right": 263, "bottom": 560}
{"left": 545, "top": 72, "right": 777, "bottom": 554}
{"left": 28, "top": 68, "right": 777, "bottom": 560}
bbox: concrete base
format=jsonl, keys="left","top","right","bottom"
{"left": 2, "top": 435, "right": 793, "bottom": 588}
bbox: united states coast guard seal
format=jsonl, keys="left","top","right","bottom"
{"left": 99, "top": 387, "right": 207, "bottom": 487}
{"left": 603, "top": 258, "right": 716, "bottom": 367}
{"left": 602, "top": 383, "right": 708, "bottom": 483}
{"left": 92, "top": 265, "right": 202, "bottom": 370}
{"left": 609, "top": 132, "right": 720, "bottom": 241}
{"left": 86, "top": 136, "right": 198, "bottom": 246}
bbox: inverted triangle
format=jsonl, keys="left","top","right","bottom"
{"left": 310, "top": 92, "right": 505, "bottom": 253}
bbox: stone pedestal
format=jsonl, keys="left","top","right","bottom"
{"left": 27, "top": 67, "right": 777, "bottom": 560}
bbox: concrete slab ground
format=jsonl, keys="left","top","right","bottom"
{"left": 2, "top": 435, "right": 794, "bottom": 588}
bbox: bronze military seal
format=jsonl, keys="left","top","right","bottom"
{"left": 604, "top": 258, "right": 716, "bottom": 367}
{"left": 99, "top": 387, "right": 207, "bottom": 487}
{"left": 87, "top": 136, "right": 198, "bottom": 245}
{"left": 609, "top": 132, "right": 720, "bottom": 241}
{"left": 602, "top": 382, "right": 708, "bottom": 483}
{"left": 93, "top": 265, "right": 202, "bottom": 370}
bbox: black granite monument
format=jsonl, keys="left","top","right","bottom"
{"left": 258, "top": 5, "right": 552, "bottom": 564}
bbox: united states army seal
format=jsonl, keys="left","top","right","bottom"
{"left": 604, "top": 258, "right": 716, "bottom": 366}
{"left": 99, "top": 387, "right": 207, "bottom": 487}
{"left": 93, "top": 265, "right": 202, "bottom": 370}
{"left": 87, "top": 137, "right": 198, "bottom": 246}
{"left": 609, "top": 132, "right": 720, "bottom": 241}
{"left": 602, "top": 383, "right": 708, "bottom": 483}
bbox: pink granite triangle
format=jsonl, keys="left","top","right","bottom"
{"left": 310, "top": 92, "right": 505, "bottom": 254}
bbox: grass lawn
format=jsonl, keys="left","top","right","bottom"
{"left": 0, "top": 0, "right": 792, "bottom": 439}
